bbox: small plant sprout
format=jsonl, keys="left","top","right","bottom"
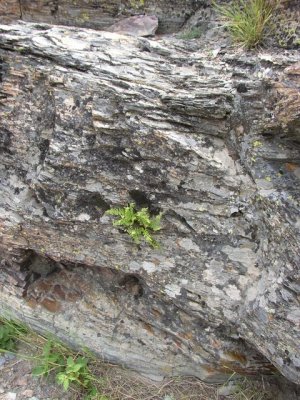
{"left": 32, "top": 340, "right": 65, "bottom": 378}
{"left": 56, "top": 356, "right": 90, "bottom": 391}
{"left": 32, "top": 339, "right": 100, "bottom": 397}
{"left": 105, "top": 203, "right": 162, "bottom": 248}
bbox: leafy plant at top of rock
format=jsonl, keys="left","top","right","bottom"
{"left": 105, "top": 203, "right": 162, "bottom": 248}
{"left": 214, "top": 0, "right": 278, "bottom": 48}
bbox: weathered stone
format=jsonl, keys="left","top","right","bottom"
{"left": 0, "top": 22, "right": 299, "bottom": 386}
{"left": 108, "top": 15, "right": 158, "bottom": 37}
{"left": 19, "top": 0, "right": 198, "bottom": 33}
{"left": 0, "top": 0, "right": 21, "bottom": 23}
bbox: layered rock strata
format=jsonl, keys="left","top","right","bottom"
{"left": 0, "top": 22, "right": 299, "bottom": 384}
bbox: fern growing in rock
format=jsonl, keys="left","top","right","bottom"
{"left": 106, "top": 203, "right": 162, "bottom": 248}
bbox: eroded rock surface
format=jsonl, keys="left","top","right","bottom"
{"left": 0, "top": 22, "right": 299, "bottom": 385}
{"left": 18, "top": 0, "right": 198, "bottom": 33}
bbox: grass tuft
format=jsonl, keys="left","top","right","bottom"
{"left": 178, "top": 27, "right": 203, "bottom": 40}
{"left": 214, "top": 0, "right": 278, "bottom": 48}
{"left": 0, "top": 318, "right": 28, "bottom": 352}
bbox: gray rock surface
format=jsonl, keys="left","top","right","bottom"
{"left": 108, "top": 15, "right": 158, "bottom": 37}
{"left": 16, "top": 0, "right": 199, "bottom": 34}
{"left": 0, "top": 21, "right": 299, "bottom": 386}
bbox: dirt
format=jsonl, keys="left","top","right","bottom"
{"left": 0, "top": 353, "right": 73, "bottom": 400}
{"left": 1, "top": 345, "right": 299, "bottom": 400}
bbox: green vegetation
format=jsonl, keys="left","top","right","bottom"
{"left": 32, "top": 340, "right": 100, "bottom": 397}
{"left": 252, "top": 140, "right": 263, "bottom": 148}
{"left": 0, "top": 319, "right": 28, "bottom": 352}
{"left": 31, "top": 341, "right": 107, "bottom": 399}
{"left": 0, "top": 317, "right": 275, "bottom": 400}
{"left": 274, "top": 22, "right": 299, "bottom": 48}
{"left": 0, "top": 317, "right": 105, "bottom": 399}
{"left": 56, "top": 356, "right": 90, "bottom": 391}
{"left": 214, "top": 0, "right": 278, "bottom": 48}
{"left": 178, "top": 27, "right": 203, "bottom": 40}
{"left": 130, "top": 0, "right": 144, "bottom": 8}
{"left": 106, "top": 203, "right": 162, "bottom": 248}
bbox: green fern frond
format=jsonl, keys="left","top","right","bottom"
{"left": 149, "top": 213, "right": 163, "bottom": 231}
{"left": 105, "top": 203, "right": 162, "bottom": 248}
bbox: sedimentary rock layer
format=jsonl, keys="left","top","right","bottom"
{"left": 19, "top": 0, "right": 198, "bottom": 33}
{"left": 0, "top": 22, "right": 299, "bottom": 384}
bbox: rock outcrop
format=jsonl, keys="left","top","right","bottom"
{"left": 7, "top": 0, "right": 199, "bottom": 33}
{"left": 0, "top": 20, "right": 299, "bottom": 386}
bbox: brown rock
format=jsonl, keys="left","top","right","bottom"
{"left": 0, "top": 0, "right": 21, "bottom": 23}
{"left": 108, "top": 15, "right": 158, "bottom": 37}
{"left": 21, "top": 390, "right": 34, "bottom": 398}
{"left": 284, "top": 62, "right": 300, "bottom": 75}
{"left": 40, "top": 298, "right": 61, "bottom": 313}
{"left": 53, "top": 284, "right": 66, "bottom": 300}
{"left": 13, "top": 376, "right": 27, "bottom": 386}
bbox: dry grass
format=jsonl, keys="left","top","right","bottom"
{"left": 0, "top": 317, "right": 279, "bottom": 400}
{"left": 89, "top": 365, "right": 219, "bottom": 400}
{"left": 87, "top": 362, "right": 276, "bottom": 400}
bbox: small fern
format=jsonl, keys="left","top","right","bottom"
{"left": 106, "top": 203, "right": 162, "bottom": 248}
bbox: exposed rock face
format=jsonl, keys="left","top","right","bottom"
{"left": 0, "top": 22, "right": 299, "bottom": 386}
{"left": 19, "top": 0, "right": 198, "bottom": 33}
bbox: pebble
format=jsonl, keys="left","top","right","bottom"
{"left": 14, "top": 376, "right": 28, "bottom": 386}
{"left": 217, "top": 382, "right": 238, "bottom": 396}
{"left": 0, "top": 353, "right": 14, "bottom": 368}
{"left": 5, "top": 354, "right": 16, "bottom": 361}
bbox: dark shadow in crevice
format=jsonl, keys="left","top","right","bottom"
{"left": 118, "top": 274, "right": 144, "bottom": 300}
{"left": 38, "top": 138, "right": 50, "bottom": 162}
{"left": 129, "top": 189, "right": 160, "bottom": 214}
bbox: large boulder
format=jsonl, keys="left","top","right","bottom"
{"left": 0, "top": 22, "right": 299, "bottom": 385}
